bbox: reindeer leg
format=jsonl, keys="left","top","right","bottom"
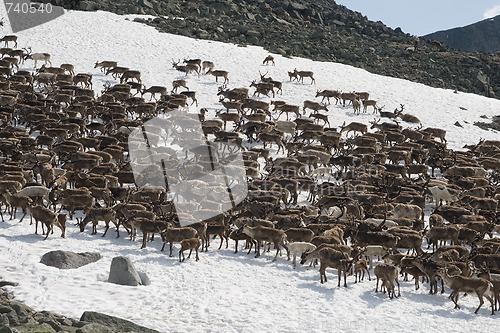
{"left": 474, "top": 294, "right": 484, "bottom": 314}
{"left": 102, "top": 223, "right": 110, "bottom": 237}
{"left": 43, "top": 225, "right": 50, "bottom": 240}
{"left": 16, "top": 210, "right": 24, "bottom": 223}
{"left": 452, "top": 292, "right": 460, "bottom": 309}
{"left": 483, "top": 293, "right": 494, "bottom": 315}
{"left": 218, "top": 235, "right": 223, "bottom": 250}
{"left": 272, "top": 245, "right": 280, "bottom": 262}
{"left": 255, "top": 242, "right": 261, "bottom": 258}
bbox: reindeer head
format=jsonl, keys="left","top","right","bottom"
{"left": 217, "top": 84, "right": 227, "bottom": 93}
{"left": 171, "top": 59, "right": 180, "bottom": 68}
{"left": 369, "top": 118, "right": 380, "bottom": 129}
{"left": 22, "top": 47, "right": 32, "bottom": 60}
{"left": 259, "top": 70, "right": 269, "bottom": 81}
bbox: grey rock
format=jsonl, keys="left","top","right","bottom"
{"left": 139, "top": 0, "right": 154, "bottom": 9}
{"left": 138, "top": 272, "right": 151, "bottom": 286}
{"left": 40, "top": 319, "right": 64, "bottom": 332}
{"left": 23, "top": 323, "right": 58, "bottom": 332}
{"left": 289, "top": 1, "right": 307, "bottom": 11}
{"left": 77, "top": 1, "right": 98, "bottom": 11}
{"left": 152, "top": 16, "right": 163, "bottom": 24}
{"left": 17, "top": 314, "right": 33, "bottom": 324}
{"left": 80, "top": 311, "right": 160, "bottom": 333}
{"left": 0, "top": 306, "right": 12, "bottom": 314}
{"left": 108, "top": 256, "right": 142, "bottom": 286}
{"left": 40, "top": 251, "right": 101, "bottom": 269}
{"left": 9, "top": 301, "right": 32, "bottom": 316}
{"left": 208, "top": 2, "right": 229, "bottom": 12}
{"left": 76, "top": 322, "right": 113, "bottom": 333}
{"left": 0, "top": 327, "right": 14, "bottom": 333}
{"left": 246, "top": 36, "right": 259, "bottom": 45}
{"left": 0, "top": 313, "right": 9, "bottom": 326}
{"left": 59, "top": 316, "right": 79, "bottom": 327}
{"left": 5, "top": 312, "right": 19, "bottom": 326}
{"left": 246, "top": 30, "right": 261, "bottom": 38}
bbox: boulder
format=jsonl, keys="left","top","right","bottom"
{"left": 108, "top": 256, "right": 148, "bottom": 286}
{"left": 40, "top": 251, "right": 101, "bottom": 269}
{"left": 139, "top": 0, "right": 154, "bottom": 9}
{"left": 80, "top": 311, "right": 160, "bottom": 333}
{"left": 77, "top": 1, "right": 99, "bottom": 11}
{"left": 138, "top": 271, "right": 151, "bottom": 286}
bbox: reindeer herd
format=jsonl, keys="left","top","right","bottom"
{"left": 0, "top": 34, "right": 500, "bottom": 315}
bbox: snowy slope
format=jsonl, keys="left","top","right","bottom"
{"left": 0, "top": 8, "right": 499, "bottom": 333}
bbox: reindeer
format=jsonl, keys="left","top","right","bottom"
{"left": 250, "top": 80, "right": 275, "bottom": 98}
{"left": 339, "top": 121, "right": 367, "bottom": 136}
{"left": 362, "top": 100, "right": 379, "bottom": 113}
{"left": 120, "top": 70, "right": 141, "bottom": 84}
{"left": 217, "top": 85, "right": 248, "bottom": 101}
{"left": 303, "top": 100, "right": 328, "bottom": 113}
{"left": 105, "top": 66, "right": 129, "bottom": 79}
{"left": 7, "top": 49, "right": 25, "bottom": 64}
{"left": 23, "top": 47, "right": 51, "bottom": 68}
{"left": 94, "top": 61, "right": 118, "bottom": 73}
{"left": 201, "top": 60, "right": 214, "bottom": 74}
{"left": 308, "top": 113, "right": 330, "bottom": 127}
{"left": 259, "top": 71, "right": 283, "bottom": 95}
{"left": 183, "top": 58, "right": 202, "bottom": 69}
{"left": 141, "top": 85, "right": 168, "bottom": 101}
{"left": 73, "top": 73, "right": 92, "bottom": 89}
{"left": 292, "top": 69, "right": 315, "bottom": 84}
{"left": 288, "top": 70, "right": 298, "bottom": 81}
{"left": 315, "top": 89, "right": 341, "bottom": 105}
{"left": 179, "top": 91, "right": 198, "bottom": 106}
{"left": 370, "top": 118, "right": 402, "bottom": 132}
{"left": 207, "top": 68, "right": 229, "bottom": 84}
{"left": 172, "top": 59, "right": 200, "bottom": 76}
{"left": 262, "top": 55, "right": 275, "bottom": 66}
{"left": 0, "top": 35, "right": 17, "bottom": 48}
{"left": 172, "top": 79, "right": 189, "bottom": 93}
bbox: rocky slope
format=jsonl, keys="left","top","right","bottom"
{"left": 0, "top": 284, "right": 160, "bottom": 333}
{"left": 37, "top": 0, "right": 500, "bottom": 100}
{"left": 425, "top": 15, "right": 500, "bottom": 54}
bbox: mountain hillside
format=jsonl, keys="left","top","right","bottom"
{"left": 425, "top": 15, "right": 500, "bottom": 54}
{"left": 37, "top": 0, "right": 500, "bottom": 101}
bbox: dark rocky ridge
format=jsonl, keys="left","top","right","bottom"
{"left": 36, "top": 0, "right": 500, "bottom": 100}
{"left": 425, "top": 15, "right": 500, "bottom": 54}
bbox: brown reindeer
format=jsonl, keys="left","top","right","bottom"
{"left": 293, "top": 69, "right": 315, "bottom": 84}
{"left": 262, "top": 55, "right": 275, "bottom": 66}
